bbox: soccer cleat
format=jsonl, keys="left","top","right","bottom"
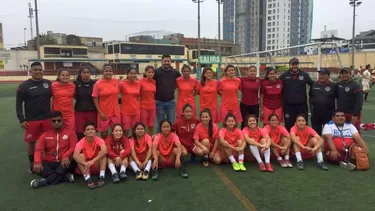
{"left": 97, "top": 176, "right": 105, "bottom": 188}
{"left": 317, "top": 162, "right": 328, "bottom": 171}
{"left": 28, "top": 168, "right": 33, "bottom": 174}
{"left": 340, "top": 161, "right": 356, "bottom": 171}
{"left": 258, "top": 162, "right": 267, "bottom": 172}
{"left": 65, "top": 173, "right": 75, "bottom": 183}
{"left": 30, "top": 178, "right": 47, "bottom": 189}
{"left": 297, "top": 161, "right": 304, "bottom": 170}
{"left": 142, "top": 170, "right": 150, "bottom": 180}
{"left": 202, "top": 156, "right": 209, "bottom": 167}
{"left": 238, "top": 162, "right": 247, "bottom": 171}
{"left": 285, "top": 160, "right": 293, "bottom": 168}
{"left": 135, "top": 171, "right": 143, "bottom": 180}
{"left": 232, "top": 162, "right": 241, "bottom": 171}
{"left": 112, "top": 173, "right": 120, "bottom": 183}
{"left": 278, "top": 160, "right": 287, "bottom": 168}
{"left": 190, "top": 154, "right": 197, "bottom": 164}
{"left": 179, "top": 166, "right": 188, "bottom": 178}
{"left": 86, "top": 178, "right": 96, "bottom": 189}
{"left": 265, "top": 163, "right": 274, "bottom": 172}
{"left": 151, "top": 169, "right": 159, "bottom": 180}
{"left": 119, "top": 171, "right": 127, "bottom": 180}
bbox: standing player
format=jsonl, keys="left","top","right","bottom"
{"left": 362, "top": 64, "right": 371, "bottom": 101}
{"left": 92, "top": 64, "right": 121, "bottom": 139}
{"left": 139, "top": 66, "right": 156, "bottom": 135}
{"left": 309, "top": 69, "right": 336, "bottom": 135}
{"left": 52, "top": 69, "right": 76, "bottom": 130}
{"left": 16, "top": 62, "right": 52, "bottom": 171}
{"left": 196, "top": 67, "right": 219, "bottom": 123}
{"left": 176, "top": 65, "right": 198, "bottom": 120}
{"left": 279, "top": 58, "right": 313, "bottom": 131}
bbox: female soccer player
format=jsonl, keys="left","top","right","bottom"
{"left": 92, "top": 64, "right": 121, "bottom": 139}
{"left": 173, "top": 104, "right": 200, "bottom": 163}
{"left": 139, "top": 66, "right": 156, "bottom": 135}
{"left": 74, "top": 66, "right": 97, "bottom": 140}
{"left": 243, "top": 115, "right": 273, "bottom": 172}
{"left": 105, "top": 124, "right": 130, "bottom": 183}
{"left": 290, "top": 115, "right": 328, "bottom": 171}
{"left": 120, "top": 67, "right": 141, "bottom": 136}
{"left": 219, "top": 65, "right": 242, "bottom": 124}
{"left": 176, "top": 65, "right": 198, "bottom": 120}
{"left": 193, "top": 108, "right": 221, "bottom": 166}
{"left": 219, "top": 113, "right": 246, "bottom": 171}
{"left": 240, "top": 66, "right": 262, "bottom": 129}
{"left": 263, "top": 114, "right": 292, "bottom": 168}
{"left": 260, "top": 68, "right": 283, "bottom": 125}
{"left": 129, "top": 123, "right": 153, "bottom": 180}
{"left": 151, "top": 120, "right": 188, "bottom": 180}
{"left": 196, "top": 67, "right": 219, "bottom": 123}
{"left": 52, "top": 69, "right": 76, "bottom": 130}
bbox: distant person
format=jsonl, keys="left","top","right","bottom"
{"left": 153, "top": 54, "right": 181, "bottom": 127}
{"left": 362, "top": 64, "right": 371, "bottom": 101}
{"left": 139, "top": 66, "right": 156, "bottom": 135}
{"left": 30, "top": 111, "right": 77, "bottom": 189}
{"left": 176, "top": 65, "right": 198, "bottom": 120}
{"left": 196, "top": 67, "right": 219, "bottom": 123}
{"left": 16, "top": 62, "right": 52, "bottom": 172}
{"left": 279, "top": 58, "right": 313, "bottom": 131}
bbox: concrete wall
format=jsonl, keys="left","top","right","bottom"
{"left": 87, "top": 52, "right": 105, "bottom": 69}
{"left": 0, "top": 50, "right": 37, "bottom": 70}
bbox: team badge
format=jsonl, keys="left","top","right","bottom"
{"left": 298, "top": 76, "right": 304, "bottom": 80}
{"left": 325, "top": 86, "right": 331, "bottom": 92}
{"left": 345, "top": 87, "right": 350, "bottom": 92}
{"left": 285, "top": 113, "right": 290, "bottom": 118}
{"left": 191, "top": 124, "right": 196, "bottom": 129}
{"left": 256, "top": 79, "right": 259, "bottom": 83}
{"left": 62, "top": 135, "right": 68, "bottom": 140}
{"left": 276, "top": 84, "right": 281, "bottom": 88}
{"left": 43, "top": 83, "right": 49, "bottom": 88}
{"left": 27, "top": 134, "right": 32, "bottom": 139}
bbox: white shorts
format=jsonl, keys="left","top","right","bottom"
{"left": 362, "top": 82, "right": 370, "bottom": 92}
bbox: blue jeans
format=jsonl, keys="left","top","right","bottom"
{"left": 156, "top": 100, "right": 176, "bottom": 131}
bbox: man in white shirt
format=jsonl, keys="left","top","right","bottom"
{"left": 362, "top": 64, "right": 371, "bottom": 101}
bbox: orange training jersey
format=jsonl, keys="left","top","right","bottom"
{"left": 153, "top": 133, "right": 180, "bottom": 157}
{"left": 176, "top": 77, "right": 197, "bottom": 111}
{"left": 139, "top": 78, "right": 156, "bottom": 110}
{"left": 120, "top": 80, "right": 141, "bottom": 115}
{"left": 75, "top": 136, "right": 106, "bottom": 161}
{"left": 219, "top": 127, "right": 243, "bottom": 146}
{"left": 196, "top": 80, "right": 218, "bottom": 110}
{"left": 51, "top": 82, "right": 75, "bottom": 118}
{"left": 263, "top": 125, "right": 289, "bottom": 145}
{"left": 219, "top": 77, "right": 241, "bottom": 110}
{"left": 193, "top": 122, "right": 219, "bottom": 147}
{"left": 92, "top": 78, "right": 119, "bottom": 117}
{"left": 290, "top": 126, "right": 317, "bottom": 146}
{"left": 242, "top": 127, "right": 268, "bottom": 143}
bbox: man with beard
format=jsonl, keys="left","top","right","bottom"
{"left": 154, "top": 54, "right": 182, "bottom": 126}
{"left": 279, "top": 58, "right": 313, "bottom": 131}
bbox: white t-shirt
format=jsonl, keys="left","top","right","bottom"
{"left": 322, "top": 120, "right": 358, "bottom": 139}
{"left": 362, "top": 70, "right": 371, "bottom": 83}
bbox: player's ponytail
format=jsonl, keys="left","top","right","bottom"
{"left": 201, "top": 108, "right": 213, "bottom": 138}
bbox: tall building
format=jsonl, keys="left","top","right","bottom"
{"left": 223, "top": 0, "right": 235, "bottom": 43}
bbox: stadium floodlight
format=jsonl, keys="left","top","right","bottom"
{"left": 192, "top": 0, "right": 204, "bottom": 80}
{"left": 349, "top": 0, "right": 362, "bottom": 69}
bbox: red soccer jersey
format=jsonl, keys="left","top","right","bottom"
{"left": 290, "top": 126, "right": 318, "bottom": 146}
{"left": 153, "top": 133, "right": 181, "bottom": 157}
{"left": 120, "top": 80, "right": 141, "bottom": 115}
{"left": 129, "top": 134, "right": 152, "bottom": 155}
{"left": 193, "top": 122, "right": 219, "bottom": 147}
{"left": 75, "top": 136, "right": 106, "bottom": 160}
{"left": 219, "top": 77, "right": 241, "bottom": 110}
{"left": 176, "top": 77, "right": 198, "bottom": 111}
{"left": 219, "top": 127, "right": 243, "bottom": 146}
{"left": 92, "top": 78, "right": 119, "bottom": 117}
{"left": 196, "top": 80, "right": 218, "bottom": 110}
{"left": 51, "top": 82, "right": 75, "bottom": 118}
{"left": 173, "top": 117, "right": 200, "bottom": 151}
{"left": 263, "top": 125, "right": 289, "bottom": 145}
{"left": 105, "top": 135, "right": 131, "bottom": 160}
{"left": 242, "top": 127, "right": 268, "bottom": 143}
{"left": 260, "top": 79, "right": 283, "bottom": 109}
{"left": 139, "top": 78, "right": 156, "bottom": 110}
{"left": 34, "top": 128, "right": 78, "bottom": 165}
{"left": 240, "top": 77, "right": 262, "bottom": 106}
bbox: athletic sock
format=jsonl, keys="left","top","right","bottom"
{"left": 284, "top": 155, "right": 290, "bottom": 160}
{"left": 228, "top": 155, "right": 236, "bottom": 164}
{"left": 28, "top": 155, "right": 34, "bottom": 164}
{"left": 84, "top": 174, "right": 90, "bottom": 180}
{"left": 99, "top": 170, "right": 105, "bottom": 178}
{"left": 130, "top": 161, "right": 140, "bottom": 172}
{"left": 249, "top": 145, "right": 263, "bottom": 164}
{"left": 145, "top": 160, "right": 152, "bottom": 171}
{"left": 316, "top": 152, "right": 324, "bottom": 163}
{"left": 264, "top": 148, "right": 271, "bottom": 163}
{"left": 295, "top": 152, "right": 303, "bottom": 162}
{"left": 277, "top": 157, "right": 282, "bottom": 161}
{"left": 108, "top": 163, "right": 117, "bottom": 175}
{"left": 120, "top": 165, "right": 126, "bottom": 173}
{"left": 238, "top": 154, "right": 244, "bottom": 163}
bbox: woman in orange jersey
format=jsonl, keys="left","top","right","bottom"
{"left": 218, "top": 65, "right": 242, "bottom": 125}
{"left": 151, "top": 120, "right": 188, "bottom": 180}
{"left": 92, "top": 64, "right": 121, "bottom": 139}
{"left": 243, "top": 115, "right": 273, "bottom": 172}
{"left": 193, "top": 108, "right": 221, "bottom": 166}
{"left": 263, "top": 114, "right": 292, "bottom": 168}
{"left": 129, "top": 122, "right": 153, "bottom": 180}
{"left": 176, "top": 65, "right": 198, "bottom": 120}
{"left": 120, "top": 67, "right": 141, "bottom": 136}
{"left": 196, "top": 67, "right": 219, "bottom": 123}
{"left": 51, "top": 69, "right": 76, "bottom": 130}
{"left": 291, "top": 115, "right": 328, "bottom": 171}
{"left": 219, "top": 113, "right": 246, "bottom": 171}
{"left": 139, "top": 66, "right": 156, "bottom": 135}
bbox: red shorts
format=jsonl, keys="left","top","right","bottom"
{"left": 160, "top": 154, "right": 174, "bottom": 168}
{"left": 201, "top": 108, "right": 219, "bottom": 123}
{"left": 220, "top": 107, "right": 242, "bottom": 123}
{"left": 75, "top": 111, "right": 97, "bottom": 133}
{"left": 63, "top": 115, "right": 75, "bottom": 131}
{"left": 97, "top": 112, "right": 121, "bottom": 132}
{"left": 140, "top": 108, "right": 156, "bottom": 127}
{"left": 291, "top": 147, "right": 315, "bottom": 160}
{"left": 24, "top": 119, "right": 52, "bottom": 143}
{"left": 75, "top": 163, "right": 100, "bottom": 175}
{"left": 136, "top": 152, "right": 148, "bottom": 163}
{"left": 261, "top": 106, "right": 283, "bottom": 124}
{"left": 176, "top": 104, "right": 196, "bottom": 121}
{"left": 345, "top": 112, "right": 362, "bottom": 133}
{"left": 121, "top": 113, "right": 141, "bottom": 130}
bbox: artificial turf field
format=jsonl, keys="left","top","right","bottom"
{"left": 1, "top": 83, "right": 375, "bottom": 211}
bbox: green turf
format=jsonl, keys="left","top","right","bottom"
{"left": 1, "top": 83, "right": 375, "bottom": 211}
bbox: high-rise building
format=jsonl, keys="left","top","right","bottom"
{"left": 223, "top": 0, "right": 235, "bottom": 43}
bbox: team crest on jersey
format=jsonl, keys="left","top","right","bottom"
{"left": 191, "top": 124, "right": 196, "bottom": 129}
{"left": 43, "top": 83, "right": 49, "bottom": 88}
{"left": 62, "top": 135, "right": 68, "bottom": 140}
{"left": 276, "top": 84, "right": 281, "bottom": 88}
{"left": 298, "top": 76, "right": 304, "bottom": 80}
{"left": 285, "top": 113, "right": 290, "bottom": 118}
{"left": 345, "top": 87, "right": 350, "bottom": 92}
{"left": 27, "top": 134, "right": 32, "bottom": 139}
{"left": 325, "top": 86, "right": 331, "bottom": 92}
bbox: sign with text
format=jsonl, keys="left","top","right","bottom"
{"left": 198, "top": 55, "right": 222, "bottom": 64}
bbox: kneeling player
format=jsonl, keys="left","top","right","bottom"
{"left": 73, "top": 123, "right": 108, "bottom": 189}
{"left": 105, "top": 124, "right": 130, "bottom": 183}
{"left": 152, "top": 120, "right": 188, "bottom": 180}
{"left": 219, "top": 113, "right": 246, "bottom": 171}
{"left": 290, "top": 115, "right": 328, "bottom": 171}
{"left": 30, "top": 111, "right": 77, "bottom": 189}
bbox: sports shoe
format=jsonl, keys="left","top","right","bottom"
{"left": 119, "top": 171, "right": 127, "bottom": 180}
{"left": 317, "top": 162, "right": 328, "bottom": 171}
{"left": 142, "top": 170, "right": 150, "bottom": 180}
{"left": 258, "top": 162, "right": 267, "bottom": 172}
{"left": 28, "top": 168, "right": 33, "bottom": 174}
{"left": 151, "top": 169, "right": 159, "bottom": 180}
{"left": 278, "top": 159, "right": 287, "bottom": 168}
{"left": 285, "top": 160, "right": 293, "bottom": 168}
{"left": 86, "top": 178, "right": 96, "bottom": 189}
{"left": 97, "top": 176, "right": 105, "bottom": 188}
{"left": 190, "top": 154, "right": 197, "bottom": 164}
{"left": 136, "top": 170, "right": 143, "bottom": 180}
{"left": 340, "top": 161, "right": 356, "bottom": 171}
{"left": 202, "top": 155, "right": 209, "bottom": 167}
{"left": 112, "top": 173, "right": 120, "bottom": 183}
{"left": 297, "top": 161, "right": 304, "bottom": 170}
{"left": 265, "top": 163, "right": 274, "bottom": 172}
{"left": 238, "top": 162, "right": 247, "bottom": 171}
{"left": 179, "top": 166, "right": 188, "bottom": 178}
{"left": 30, "top": 178, "right": 47, "bottom": 189}
{"left": 232, "top": 162, "right": 241, "bottom": 171}
{"left": 65, "top": 173, "right": 75, "bottom": 183}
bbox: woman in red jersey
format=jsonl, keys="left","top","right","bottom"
{"left": 263, "top": 114, "right": 292, "bottom": 168}
{"left": 120, "top": 67, "right": 141, "bottom": 136}
{"left": 92, "top": 64, "right": 121, "bottom": 139}
{"left": 196, "top": 67, "right": 219, "bottom": 123}
{"left": 219, "top": 113, "right": 246, "bottom": 171}
{"left": 129, "top": 122, "right": 153, "bottom": 180}
{"left": 243, "top": 115, "right": 273, "bottom": 172}
{"left": 176, "top": 65, "right": 198, "bottom": 120}
{"left": 151, "top": 120, "right": 188, "bottom": 180}
{"left": 173, "top": 104, "right": 200, "bottom": 163}
{"left": 193, "top": 108, "right": 221, "bottom": 166}
{"left": 291, "top": 115, "right": 328, "bottom": 171}
{"left": 52, "top": 69, "right": 76, "bottom": 130}
{"left": 260, "top": 67, "right": 283, "bottom": 125}
{"left": 219, "top": 65, "right": 242, "bottom": 125}
{"left": 139, "top": 66, "right": 156, "bottom": 135}
{"left": 240, "top": 66, "right": 262, "bottom": 129}
{"left": 105, "top": 124, "right": 131, "bottom": 183}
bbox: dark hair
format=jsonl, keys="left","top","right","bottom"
{"left": 56, "top": 69, "right": 70, "bottom": 82}
{"left": 83, "top": 122, "right": 96, "bottom": 131}
{"left": 268, "top": 113, "right": 278, "bottom": 122}
{"left": 126, "top": 67, "right": 137, "bottom": 79}
{"left": 366, "top": 64, "right": 371, "bottom": 70}
{"left": 102, "top": 64, "right": 112, "bottom": 74}
{"left": 223, "top": 65, "right": 235, "bottom": 78}
{"left": 245, "top": 114, "right": 258, "bottom": 127}
{"left": 182, "top": 103, "right": 193, "bottom": 113}
{"left": 161, "top": 54, "right": 171, "bottom": 60}
{"left": 295, "top": 114, "right": 306, "bottom": 122}
{"left": 77, "top": 66, "right": 90, "bottom": 82}
{"left": 143, "top": 66, "right": 155, "bottom": 78}
{"left": 333, "top": 110, "right": 345, "bottom": 117}
{"left": 249, "top": 65, "right": 257, "bottom": 71}
{"left": 200, "top": 108, "right": 213, "bottom": 138}
{"left": 223, "top": 112, "right": 236, "bottom": 128}
{"left": 264, "top": 67, "right": 277, "bottom": 80}
{"left": 159, "top": 119, "right": 172, "bottom": 133}
{"left": 181, "top": 64, "right": 191, "bottom": 72}
{"left": 131, "top": 122, "right": 146, "bottom": 145}
{"left": 31, "top": 62, "right": 42, "bottom": 68}
{"left": 49, "top": 111, "right": 63, "bottom": 118}
{"left": 201, "top": 67, "right": 213, "bottom": 87}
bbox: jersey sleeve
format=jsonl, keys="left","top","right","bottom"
{"left": 16, "top": 84, "right": 26, "bottom": 123}
{"left": 153, "top": 134, "right": 161, "bottom": 145}
{"left": 105, "top": 137, "right": 118, "bottom": 159}
{"left": 260, "top": 128, "right": 269, "bottom": 137}
{"left": 305, "top": 72, "right": 314, "bottom": 87}
{"left": 92, "top": 82, "right": 99, "bottom": 97}
{"left": 280, "top": 126, "right": 290, "bottom": 137}
{"left": 308, "top": 127, "right": 318, "bottom": 137}
{"left": 75, "top": 139, "right": 84, "bottom": 152}
{"left": 193, "top": 124, "right": 200, "bottom": 140}
{"left": 349, "top": 124, "right": 359, "bottom": 135}
{"left": 237, "top": 128, "right": 244, "bottom": 140}
{"left": 290, "top": 126, "right": 297, "bottom": 134}
{"left": 129, "top": 138, "right": 135, "bottom": 149}
{"left": 33, "top": 132, "right": 47, "bottom": 165}
{"left": 241, "top": 127, "right": 249, "bottom": 136}
{"left": 218, "top": 128, "right": 226, "bottom": 138}
{"left": 62, "top": 131, "right": 78, "bottom": 159}
{"left": 322, "top": 124, "right": 332, "bottom": 136}
{"left": 120, "top": 137, "right": 131, "bottom": 159}
{"left": 171, "top": 133, "right": 181, "bottom": 145}
{"left": 145, "top": 135, "right": 153, "bottom": 145}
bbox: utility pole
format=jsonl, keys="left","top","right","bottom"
{"left": 217, "top": 0, "right": 223, "bottom": 78}
{"left": 28, "top": 2, "right": 34, "bottom": 41}
{"left": 349, "top": 0, "right": 362, "bottom": 69}
{"left": 34, "top": 0, "right": 41, "bottom": 61}
{"left": 193, "top": 0, "right": 204, "bottom": 80}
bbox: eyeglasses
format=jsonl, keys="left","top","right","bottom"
{"left": 52, "top": 119, "right": 62, "bottom": 123}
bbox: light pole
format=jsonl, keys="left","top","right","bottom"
{"left": 34, "top": 0, "right": 41, "bottom": 61}
{"left": 24, "top": 28, "right": 27, "bottom": 46}
{"left": 349, "top": 0, "right": 362, "bottom": 69}
{"left": 193, "top": 0, "right": 203, "bottom": 80}
{"left": 217, "top": 0, "right": 223, "bottom": 78}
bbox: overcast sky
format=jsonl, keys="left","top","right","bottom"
{"left": 1, "top": 0, "right": 374, "bottom": 47}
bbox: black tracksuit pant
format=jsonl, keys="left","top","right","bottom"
{"left": 31, "top": 159, "right": 76, "bottom": 185}
{"left": 283, "top": 103, "right": 309, "bottom": 131}
{"left": 311, "top": 109, "right": 334, "bottom": 135}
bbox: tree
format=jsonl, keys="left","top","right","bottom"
{"left": 33, "top": 33, "right": 58, "bottom": 46}
{"left": 66, "top": 34, "right": 82, "bottom": 45}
